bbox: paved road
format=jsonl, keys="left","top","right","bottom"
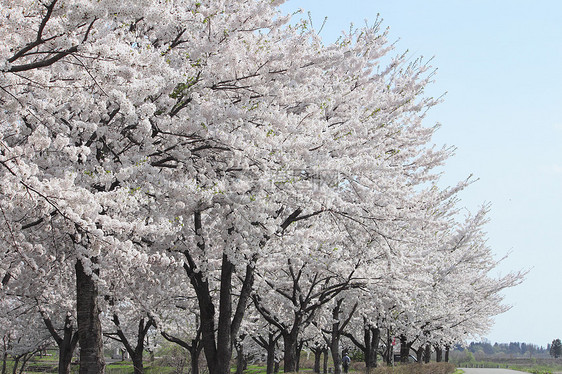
{"left": 461, "top": 369, "right": 523, "bottom": 373}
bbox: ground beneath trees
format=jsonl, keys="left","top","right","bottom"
{"left": 462, "top": 369, "right": 538, "bottom": 373}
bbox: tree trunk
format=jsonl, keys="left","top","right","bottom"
{"left": 75, "top": 259, "right": 105, "bottom": 374}
{"left": 296, "top": 340, "right": 304, "bottom": 373}
{"left": 187, "top": 212, "right": 219, "bottom": 374}
{"left": 385, "top": 332, "right": 393, "bottom": 366}
{"left": 445, "top": 346, "right": 450, "bottom": 362}
{"left": 282, "top": 330, "right": 298, "bottom": 373}
{"left": 11, "top": 356, "right": 20, "bottom": 374}
{"left": 236, "top": 342, "right": 245, "bottom": 374}
{"left": 20, "top": 352, "right": 35, "bottom": 374}
{"left": 266, "top": 342, "right": 276, "bottom": 374}
{"left": 323, "top": 349, "right": 328, "bottom": 374}
{"left": 185, "top": 212, "right": 256, "bottom": 374}
{"left": 41, "top": 312, "right": 78, "bottom": 374}
{"left": 111, "top": 316, "right": 154, "bottom": 374}
{"left": 329, "top": 304, "right": 342, "bottom": 374}
{"left": 131, "top": 355, "right": 144, "bottom": 374}
{"left": 59, "top": 314, "right": 79, "bottom": 374}
{"left": 423, "top": 343, "right": 431, "bottom": 363}
{"left": 2, "top": 352, "right": 7, "bottom": 374}
{"left": 434, "top": 345, "right": 442, "bottom": 362}
{"left": 253, "top": 332, "right": 279, "bottom": 374}
{"left": 364, "top": 326, "right": 380, "bottom": 370}
{"left": 161, "top": 329, "right": 202, "bottom": 374}
{"left": 399, "top": 336, "right": 409, "bottom": 364}
{"left": 364, "top": 327, "right": 372, "bottom": 370}
{"left": 415, "top": 347, "right": 423, "bottom": 364}
{"left": 59, "top": 345, "right": 74, "bottom": 374}
{"left": 191, "top": 343, "right": 201, "bottom": 374}
{"left": 216, "top": 254, "right": 234, "bottom": 374}
{"left": 330, "top": 344, "right": 341, "bottom": 374}
{"left": 313, "top": 349, "right": 321, "bottom": 373}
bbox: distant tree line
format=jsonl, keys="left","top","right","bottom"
{"left": 457, "top": 342, "right": 548, "bottom": 356}
{"left": 550, "top": 339, "right": 562, "bottom": 358}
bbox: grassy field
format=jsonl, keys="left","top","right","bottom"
{"left": 3, "top": 358, "right": 457, "bottom": 374}
{"left": 2, "top": 357, "right": 176, "bottom": 373}
{"left": 456, "top": 358, "right": 562, "bottom": 374}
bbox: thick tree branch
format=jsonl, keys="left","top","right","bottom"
{"left": 112, "top": 314, "right": 135, "bottom": 355}
{"left": 8, "top": 46, "right": 78, "bottom": 73}
{"left": 39, "top": 311, "right": 63, "bottom": 346}
{"left": 8, "top": 0, "right": 58, "bottom": 63}
{"left": 231, "top": 254, "right": 257, "bottom": 338}
{"left": 162, "top": 331, "right": 192, "bottom": 350}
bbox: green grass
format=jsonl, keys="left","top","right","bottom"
{"left": 2, "top": 357, "right": 176, "bottom": 374}
{"left": 457, "top": 359, "right": 562, "bottom": 374}
{"left": 243, "top": 364, "right": 269, "bottom": 374}
{"left": 457, "top": 361, "right": 510, "bottom": 368}
{"left": 509, "top": 365, "right": 557, "bottom": 374}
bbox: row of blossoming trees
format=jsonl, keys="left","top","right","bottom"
{"left": 0, "top": 1, "right": 523, "bottom": 374}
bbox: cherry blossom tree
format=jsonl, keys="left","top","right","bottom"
{"left": 383, "top": 205, "right": 524, "bottom": 363}
{"left": 0, "top": 297, "right": 53, "bottom": 374}
{"left": 159, "top": 303, "right": 204, "bottom": 374}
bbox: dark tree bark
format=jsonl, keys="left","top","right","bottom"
{"left": 445, "top": 346, "right": 450, "bottom": 362}
{"left": 269, "top": 346, "right": 278, "bottom": 374}
{"left": 75, "top": 259, "right": 105, "bottom": 374}
{"left": 161, "top": 327, "right": 203, "bottom": 374}
{"left": 329, "top": 335, "right": 341, "bottom": 374}
{"left": 183, "top": 211, "right": 256, "bottom": 374}
{"left": 280, "top": 326, "right": 309, "bottom": 373}
{"left": 253, "top": 263, "right": 359, "bottom": 373}
{"left": 434, "top": 345, "right": 443, "bottom": 362}
{"left": 235, "top": 337, "right": 248, "bottom": 374}
{"left": 19, "top": 351, "right": 36, "bottom": 374}
{"left": 313, "top": 351, "right": 321, "bottom": 373}
{"left": 216, "top": 253, "right": 235, "bottom": 374}
{"left": 399, "top": 336, "right": 410, "bottom": 364}
{"left": 328, "top": 303, "right": 341, "bottom": 374}
{"left": 2, "top": 351, "right": 8, "bottom": 374}
{"left": 282, "top": 328, "right": 299, "bottom": 373}
{"left": 311, "top": 346, "right": 322, "bottom": 373}
{"left": 322, "top": 349, "right": 328, "bottom": 374}
{"left": 414, "top": 346, "right": 423, "bottom": 364}
{"left": 399, "top": 336, "right": 407, "bottom": 364}
{"left": 296, "top": 339, "right": 305, "bottom": 372}
{"left": 40, "top": 312, "right": 79, "bottom": 374}
{"left": 326, "top": 299, "right": 358, "bottom": 374}
{"left": 12, "top": 349, "right": 40, "bottom": 374}
{"left": 235, "top": 345, "right": 244, "bottom": 374}
{"left": 342, "top": 318, "right": 380, "bottom": 371}
{"left": 252, "top": 332, "right": 281, "bottom": 374}
{"left": 11, "top": 355, "right": 21, "bottom": 374}
{"left": 107, "top": 315, "right": 154, "bottom": 374}
{"left": 383, "top": 331, "right": 393, "bottom": 366}
{"left": 191, "top": 341, "right": 202, "bottom": 374}
{"left": 365, "top": 326, "right": 381, "bottom": 370}
{"left": 423, "top": 343, "right": 431, "bottom": 363}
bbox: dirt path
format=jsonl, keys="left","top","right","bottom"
{"left": 461, "top": 369, "right": 524, "bottom": 373}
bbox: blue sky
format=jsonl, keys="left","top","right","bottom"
{"left": 282, "top": 0, "right": 562, "bottom": 346}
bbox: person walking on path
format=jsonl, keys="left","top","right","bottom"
{"left": 342, "top": 353, "right": 350, "bottom": 374}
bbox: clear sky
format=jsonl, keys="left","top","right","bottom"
{"left": 282, "top": 0, "right": 562, "bottom": 347}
